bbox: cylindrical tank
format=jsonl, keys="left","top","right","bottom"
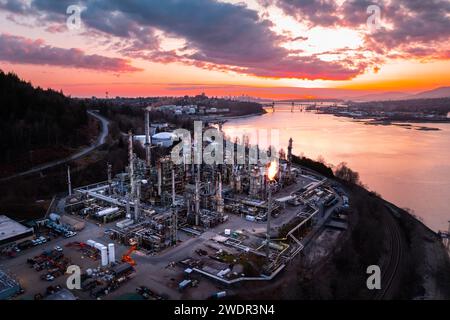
{"left": 108, "top": 243, "right": 115, "bottom": 264}
{"left": 87, "top": 240, "right": 96, "bottom": 247}
{"left": 49, "top": 213, "right": 61, "bottom": 222}
{"left": 100, "top": 246, "right": 108, "bottom": 267}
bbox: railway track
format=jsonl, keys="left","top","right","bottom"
{"left": 374, "top": 206, "right": 403, "bottom": 300}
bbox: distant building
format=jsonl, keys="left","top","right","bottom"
{"left": 0, "top": 215, "right": 34, "bottom": 248}
{"left": 151, "top": 123, "right": 169, "bottom": 130}
{"left": 0, "top": 268, "right": 20, "bottom": 300}
{"left": 44, "top": 288, "right": 77, "bottom": 300}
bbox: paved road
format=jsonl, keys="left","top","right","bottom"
{"left": 0, "top": 111, "right": 109, "bottom": 182}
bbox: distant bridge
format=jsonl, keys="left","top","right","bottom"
{"left": 261, "top": 101, "right": 340, "bottom": 112}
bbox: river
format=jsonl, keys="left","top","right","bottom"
{"left": 223, "top": 105, "right": 450, "bottom": 232}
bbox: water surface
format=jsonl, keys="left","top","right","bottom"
{"left": 223, "top": 106, "right": 450, "bottom": 231}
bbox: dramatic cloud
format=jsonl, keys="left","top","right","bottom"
{"left": 362, "top": 0, "right": 450, "bottom": 59}
{"left": 0, "top": 33, "right": 142, "bottom": 72}
{"left": 1, "top": 0, "right": 448, "bottom": 80}
{"left": 0, "top": 0, "right": 368, "bottom": 80}
{"left": 262, "top": 0, "right": 340, "bottom": 27}
{"left": 268, "top": 0, "right": 450, "bottom": 60}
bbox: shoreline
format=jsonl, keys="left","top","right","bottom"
{"left": 221, "top": 110, "right": 266, "bottom": 121}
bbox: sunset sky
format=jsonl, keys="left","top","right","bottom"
{"left": 0, "top": 0, "right": 449, "bottom": 99}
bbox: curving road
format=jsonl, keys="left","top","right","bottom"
{"left": 0, "top": 110, "right": 109, "bottom": 182}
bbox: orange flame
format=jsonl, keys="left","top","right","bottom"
{"left": 267, "top": 160, "right": 278, "bottom": 181}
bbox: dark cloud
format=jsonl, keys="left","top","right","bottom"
{"left": 264, "top": 0, "right": 340, "bottom": 27}
{"left": 363, "top": 0, "right": 450, "bottom": 56}
{"left": 0, "top": 0, "right": 374, "bottom": 80}
{"left": 0, "top": 33, "right": 142, "bottom": 72}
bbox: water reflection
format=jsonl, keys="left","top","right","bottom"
{"left": 223, "top": 107, "right": 450, "bottom": 231}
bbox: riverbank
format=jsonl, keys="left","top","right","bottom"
{"left": 221, "top": 109, "right": 267, "bottom": 121}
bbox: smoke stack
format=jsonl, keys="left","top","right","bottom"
{"left": 67, "top": 166, "right": 72, "bottom": 196}
{"left": 145, "top": 109, "right": 152, "bottom": 167}
{"left": 128, "top": 131, "right": 135, "bottom": 197}
{"left": 287, "top": 137, "right": 293, "bottom": 180}
{"left": 107, "top": 162, "right": 112, "bottom": 194}
{"left": 157, "top": 161, "right": 162, "bottom": 196}
{"left": 266, "top": 183, "right": 272, "bottom": 260}
{"left": 217, "top": 173, "right": 224, "bottom": 217}
{"left": 125, "top": 193, "right": 131, "bottom": 219}
{"left": 134, "top": 181, "right": 141, "bottom": 222}
{"left": 172, "top": 167, "right": 176, "bottom": 206}
{"left": 195, "top": 164, "right": 200, "bottom": 226}
{"left": 172, "top": 168, "right": 178, "bottom": 244}
{"left": 108, "top": 243, "right": 115, "bottom": 264}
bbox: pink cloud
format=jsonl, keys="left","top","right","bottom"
{"left": 0, "top": 33, "right": 142, "bottom": 73}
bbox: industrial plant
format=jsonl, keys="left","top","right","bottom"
{"left": 1, "top": 109, "right": 347, "bottom": 300}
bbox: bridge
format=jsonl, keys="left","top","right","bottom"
{"left": 261, "top": 101, "right": 338, "bottom": 112}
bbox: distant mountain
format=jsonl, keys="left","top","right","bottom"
{"left": 411, "top": 87, "right": 450, "bottom": 99}
{"left": 349, "top": 91, "right": 411, "bottom": 102}
{"left": 347, "top": 86, "right": 450, "bottom": 102}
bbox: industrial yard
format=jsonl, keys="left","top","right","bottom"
{"left": 0, "top": 109, "right": 348, "bottom": 300}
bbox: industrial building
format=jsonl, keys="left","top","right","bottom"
{"left": 0, "top": 268, "right": 20, "bottom": 300}
{"left": 0, "top": 215, "right": 34, "bottom": 248}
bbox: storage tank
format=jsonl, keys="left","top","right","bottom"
{"left": 214, "top": 291, "right": 227, "bottom": 299}
{"left": 152, "top": 132, "right": 174, "bottom": 147}
{"left": 96, "top": 207, "right": 119, "bottom": 217}
{"left": 49, "top": 213, "right": 61, "bottom": 222}
{"left": 87, "top": 240, "right": 96, "bottom": 247}
{"left": 108, "top": 243, "right": 115, "bottom": 264}
{"left": 100, "top": 246, "right": 108, "bottom": 267}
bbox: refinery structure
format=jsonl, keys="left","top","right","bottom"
{"left": 1, "top": 109, "right": 347, "bottom": 300}
{"left": 70, "top": 110, "right": 343, "bottom": 279}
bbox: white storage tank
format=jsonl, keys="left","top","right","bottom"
{"left": 100, "top": 246, "right": 108, "bottom": 267}
{"left": 108, "top": 243, "right": 115, "bottom": 264}
{"left": 49, "top": 213, "right": 61, "bottom": 222}
{"left": 96, "top": 207, "right": 119, "bottom": 217}
{"left": 87, "top": 240, "right": 96, "bottom": 247}
{"left": 152, "top": 132, "right": 174, "bottom": 147}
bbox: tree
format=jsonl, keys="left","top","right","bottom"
{"left": 334, "top": 162, "right": 360, "bottom": 185}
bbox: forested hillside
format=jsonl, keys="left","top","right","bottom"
{"left": 0, "top": 71, "right": 89, "bottom": 166}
